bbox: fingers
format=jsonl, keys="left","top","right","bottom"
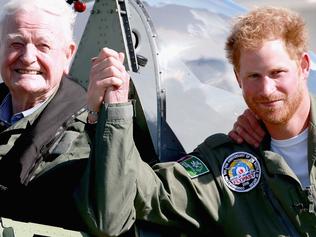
{"left": 228, "top": 130, "right": 243, "bottom": 144}
{"left": 97, "top": 47, "right": 121, "bottom": 61}
{"left": 103, "top": 69, "right": 130, "bottom": 104}
{"left": 229, "top": 109, "right": 265, "bottom": 148}
{"left": 243, "top": 109, "right": 265, "bottom": 138}
{"left": 91, "top": 61, "right": 125, "bottom": 87}
{"left": 87, "top": 48, "right": 130, "bottom": 110}
{"left": 230, "top": 123, "right": 259, "bottom": 148}
{"left": 91, "top": 54, "right": 125, "bottom": 75}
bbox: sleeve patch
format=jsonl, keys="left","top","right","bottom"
{"left": 178, "top": 155, "right": 210, "bottom": 178}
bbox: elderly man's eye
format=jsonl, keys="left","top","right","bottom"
{"left": 37, "top": 44, "right": 51, "bottom": 52}
{"left": 11, "top": 42, "right": 24, "bottom": 49}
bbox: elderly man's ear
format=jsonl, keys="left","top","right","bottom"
{"left": 64, "top": 42, "right": 77, "bottom": 74}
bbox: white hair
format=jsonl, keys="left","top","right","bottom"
{"left": 0, "top": 0, "right": 76, "bottom": 43}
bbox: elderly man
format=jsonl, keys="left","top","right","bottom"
{"left": 77, "top": 6, "right": 316, "bottom": 237}
{"left": 0, "top": 0, "right": 128, "bottom": 232}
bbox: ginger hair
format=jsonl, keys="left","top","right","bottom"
{"left": 225, "top": 7, "right": 309, "bottom": 71}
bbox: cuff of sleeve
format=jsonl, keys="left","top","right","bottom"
{"left": 102, "top": 101, "right": 134, "bottom": 121}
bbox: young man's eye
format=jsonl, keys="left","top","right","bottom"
{"left": 248, "top": 74, "right": 260, "bottom": 80}
{"left": 271, "top": 70, "right": 285, "bottom": 78}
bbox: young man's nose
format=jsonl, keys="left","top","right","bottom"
{"left": 260, "top": 76, "right": 276, "bottom": 96}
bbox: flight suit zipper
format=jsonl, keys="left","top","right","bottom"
{"left": 261, "top": 172, "right": 301, "bottom": 237}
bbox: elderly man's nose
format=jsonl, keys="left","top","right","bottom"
{"left": 20, "top": 44, "right": 37, "bottom": 64}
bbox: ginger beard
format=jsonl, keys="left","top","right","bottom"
{"left": 244, "top": 74, "right": 304, "bottom": 125}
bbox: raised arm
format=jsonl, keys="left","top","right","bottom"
{"left": 77, "top": 102, "right": 223, "bottom": 236}
{"left": 75, "top": 47, "right": 132, "bottom": 236}
{"left": 76, "top": 48, "right": 222, "bottom": 237}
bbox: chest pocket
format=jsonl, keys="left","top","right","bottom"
{"left": 292, "top": 185, "right": 316, "bottom": 214}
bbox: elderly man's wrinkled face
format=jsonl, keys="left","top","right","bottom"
{"left": 0, "top": 9, "right": 75, "bottom": 98}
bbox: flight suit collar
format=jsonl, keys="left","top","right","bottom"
{"left": 0, "top": 98, "right": 51, "bottom": 134}
{"left": 259, "top": 145, "right": 299, "bottom": 184}
{"left": 308, "top": 95, "right": 316, "bottom": 181}
{"left": 0, "top": 85, "right": 57, "bottom": 132}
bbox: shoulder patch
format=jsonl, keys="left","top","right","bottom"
{"left": 178, "top": 155, "right": 210, "bottom": 178}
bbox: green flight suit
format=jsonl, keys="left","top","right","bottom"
{"left": 77, "top": 96, "right": 316, "bottom": 237}
{"left": 0, "top": 78, "right": 91, "bottom": 232}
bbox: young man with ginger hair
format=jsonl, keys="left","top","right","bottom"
{"left": 77, "top": 7, "right": 315, "bottom": 237}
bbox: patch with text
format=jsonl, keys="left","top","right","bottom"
{"left": 221, "top": 152, "right": 261, "bottom": 192}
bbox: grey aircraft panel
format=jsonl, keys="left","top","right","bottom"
{"left": 0, "top": 0, "right": 315, "bottom": 159}
{"left": 142, "top": 0, "right": 247, "bottom": 153}
{"left": 73, "top": 0, "right": 316, "bottom": 157}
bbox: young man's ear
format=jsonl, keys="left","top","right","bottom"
{"left": 300, "top": 53, "right": 310, "bottom": 80}
{"left": 234, "top": 69, "right": 242, "bottom": 88}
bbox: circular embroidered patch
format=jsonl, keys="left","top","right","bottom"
{"left": 221, "top": 152, "right": 261, "bottom": 192}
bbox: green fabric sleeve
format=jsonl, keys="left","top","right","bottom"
{"left": 75, "top": 102, "right": 220, "bottom": 237}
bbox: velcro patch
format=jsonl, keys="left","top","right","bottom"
{"left": 178, "top": 155, "right": 209, "bottom": 178}
{"left": 221, "top": 151, "right": 261, "bottom": 192}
